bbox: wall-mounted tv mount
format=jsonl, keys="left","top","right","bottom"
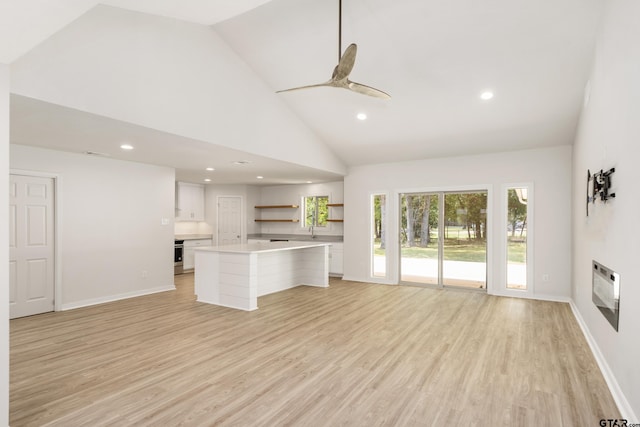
{"left": 586, "top": 167, "right": 616, "bottom": 216}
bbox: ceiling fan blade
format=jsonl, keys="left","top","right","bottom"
{"left": 276, "top": 82, "right": 332, "bottom": 94}
{"left": 276, "top": 0, "right": 390, "bottom": 100}
{"left": 348, "top": 80, "right": 391, "bottom": 99}
{"left": 333, "top": 43, "right": 357, "bottom": 81}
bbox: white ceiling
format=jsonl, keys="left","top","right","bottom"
{"left": 4, "top": 0, "right": 604, "bottom": 183}
{"left": 11, "top": 95, "right": 344, "bottom": 185}
{"left": 215, "top": 0, "right": 603, "bottom": 165}
{"left": 0, "top": 0, "right": 273, "bottom": 63}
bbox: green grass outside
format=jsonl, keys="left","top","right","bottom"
{"left": 374, "top": 229, "right": 526, "bottom": 263}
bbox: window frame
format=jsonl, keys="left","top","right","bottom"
{"left": 302, "top": 195, "right": 329, "bottom": 228}
{"left": 502, "top": 183, "right": 534, "bottom": 296}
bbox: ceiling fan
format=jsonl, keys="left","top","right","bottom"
{"left": 276, "top": 0, "right": 390, "bottom": 100}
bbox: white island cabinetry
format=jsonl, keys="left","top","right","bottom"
{"left": 195, "top": 241, "right": 330, "bottom": 311}
{"left": 287, "top": 240, "right": 342, "bottom": 276}
{"left": 329, "top": 242, "right": 343, "bottom": 276}
{"left": 183, "top": 238, "right": 213, "bottom": 270}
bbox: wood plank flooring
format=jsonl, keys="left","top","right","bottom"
{"left": 10, "top": 275, "right": 620, "bottom": 426}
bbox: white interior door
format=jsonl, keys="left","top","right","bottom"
{"left": 218, "top": 196, "right": 242, "bottom": 245}
{"left": 9, "top": 174, "right": 55, "bottom": 319}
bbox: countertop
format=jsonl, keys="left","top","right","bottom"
{"left": 194, "top": 241, "right": 331, "bottom": 254}
{"left": 175, "top": 234, "right": 213, "bottom": 241}
{"left": 247, "top": 233, "right": 343, "bottom": 242}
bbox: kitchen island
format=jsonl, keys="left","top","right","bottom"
{"left": 194, "top": 241, "right": 331, "bottom": 311}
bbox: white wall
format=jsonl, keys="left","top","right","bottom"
{"left": 10, "top": 5, "right": 346, "bottom": 176}
{"left": 344, "top": 146, "right": 572, "bottom": 300}
{"left": 257, "top": 182, "right": 344, "bottom": 237}
{"left": 571, "top": 0, "right": 640, "bottom": 420}
{"left": 246, "top": 186, "right": 261, "bottom": 236}
{"left": 10, "top": 145, "right": 175, "bottom": 309}
{"left": 0, "top": 62, "right": 10, "bottom": 427}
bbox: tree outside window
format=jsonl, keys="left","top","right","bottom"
{"left": 304, "top": 196, "right": 328, "bottom": 227}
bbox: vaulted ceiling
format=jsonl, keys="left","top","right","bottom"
{"left": 3, "top": 0, "right": 604, "bottom": 184}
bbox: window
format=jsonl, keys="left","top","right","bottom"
{"left": 371, "top": 194, "right": 387, "bottom": 277}
{"left": 506, "top": 187, "right": 528, "bottom": 290}
{"left": 303, "top": 196, "right": 328, "bottom": 227}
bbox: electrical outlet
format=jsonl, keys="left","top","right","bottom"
{"left": 542, "top": 274, "right": 550, "bottom": 282}
{"left": 141, "top": 270, "right": 148, "bottom": 279}
{"left": 161, "top": 218, "right": 169, "bottom": 225}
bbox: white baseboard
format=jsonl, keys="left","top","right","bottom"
{"left": 569, "top": 299, "right": 638, "bottom": 422}
{"left": 529, "top": 294, "right": 571, "bottom": 303}
{"left": 341, "top": 275, "right": 396, "bottom": 285}
{"left": 195, "top": 297, "right": 257, "bottom": 312}
{"left": 490, "top": 291, "right": 572, "bottom": 304}
{"left": 60, "top": 285, "right": 176, "bottom": 311}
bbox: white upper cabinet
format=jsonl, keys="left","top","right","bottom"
{"left": 175, "top": 182, "right": 205, "bottom": 221}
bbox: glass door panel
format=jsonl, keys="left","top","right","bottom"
{"left": 372, "top": 194, "right": 387, "bottom": 278}
{"left": 442, "top": 192, "right": 487, "bottom": 289}
{"left": 507, "top": 188, "right": 528, "bottom": 289}
{"left": 400, "top": 193, "right": 439, "bottom": 284}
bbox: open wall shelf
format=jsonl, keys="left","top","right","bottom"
{"left": 327, "top": 202, "right": 344, "bottom": 222}
{"left": 255, "top": 204, "right": 300, "bottom": 222}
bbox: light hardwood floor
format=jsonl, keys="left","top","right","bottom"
{"left": 11, "top": 275, "right": 619, "bottom": 426}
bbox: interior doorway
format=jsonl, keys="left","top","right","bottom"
{"left": 400, "top": 191, "right": 487, "bottom": 290}
{"left": 217, "top": 196, "right": 243, "bottom": 245}
{"left": 9, "top": 174, "right": 56, "bottom": 318}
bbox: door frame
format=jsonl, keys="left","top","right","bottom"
{"left": 10, "top": 169, "right": 62, "bottom": 312}
{"left": 369, "top": 191, "right": 392, "bottom": 284}
{"left": 500, "top": 182, "right": 534, "bottom": 298}
{"left": 216, "top": 195, "right": 244, "bottom": 245}
{"left": 398, "top": 191, "right": 441, "bottom": 288}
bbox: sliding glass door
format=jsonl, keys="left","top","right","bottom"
{"left": 400, "top": 191, "right": 487, "bottom": 290}
{"left": 442, "top": 192, "right": 487, "bottom": 289}
{"left": 399, "top": 194, "right": 439, "bottom": 284}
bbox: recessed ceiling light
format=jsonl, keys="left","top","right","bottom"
{"left": 204, "top": 178, "right": 212, "bottom": 182}
{"left": 120, "top": 144, "right": 134, "bottom": 150}
{"left": 356, "top": 112, "right": 367, "bottom": 120}
{"left": 306, "top": 181, "right": 313, "bottom": 184}
{"left": 256, "top": 176, "right": 264, "bottom": 179}
{"left": 232, "top": 160, "right": 251, "bottom": 165}
{"left": 480, "top": 91, "right": 494, "bottom": 100}
{"left": 206, "top": 167, "right": 215, "bottom": 171}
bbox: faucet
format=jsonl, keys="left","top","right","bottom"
{"left": 309, "top": 210, "right": 317, "bottom": 239}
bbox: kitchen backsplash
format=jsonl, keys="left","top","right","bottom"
{"left": 174, "top": 221, "right": 213, "bottom": 236}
